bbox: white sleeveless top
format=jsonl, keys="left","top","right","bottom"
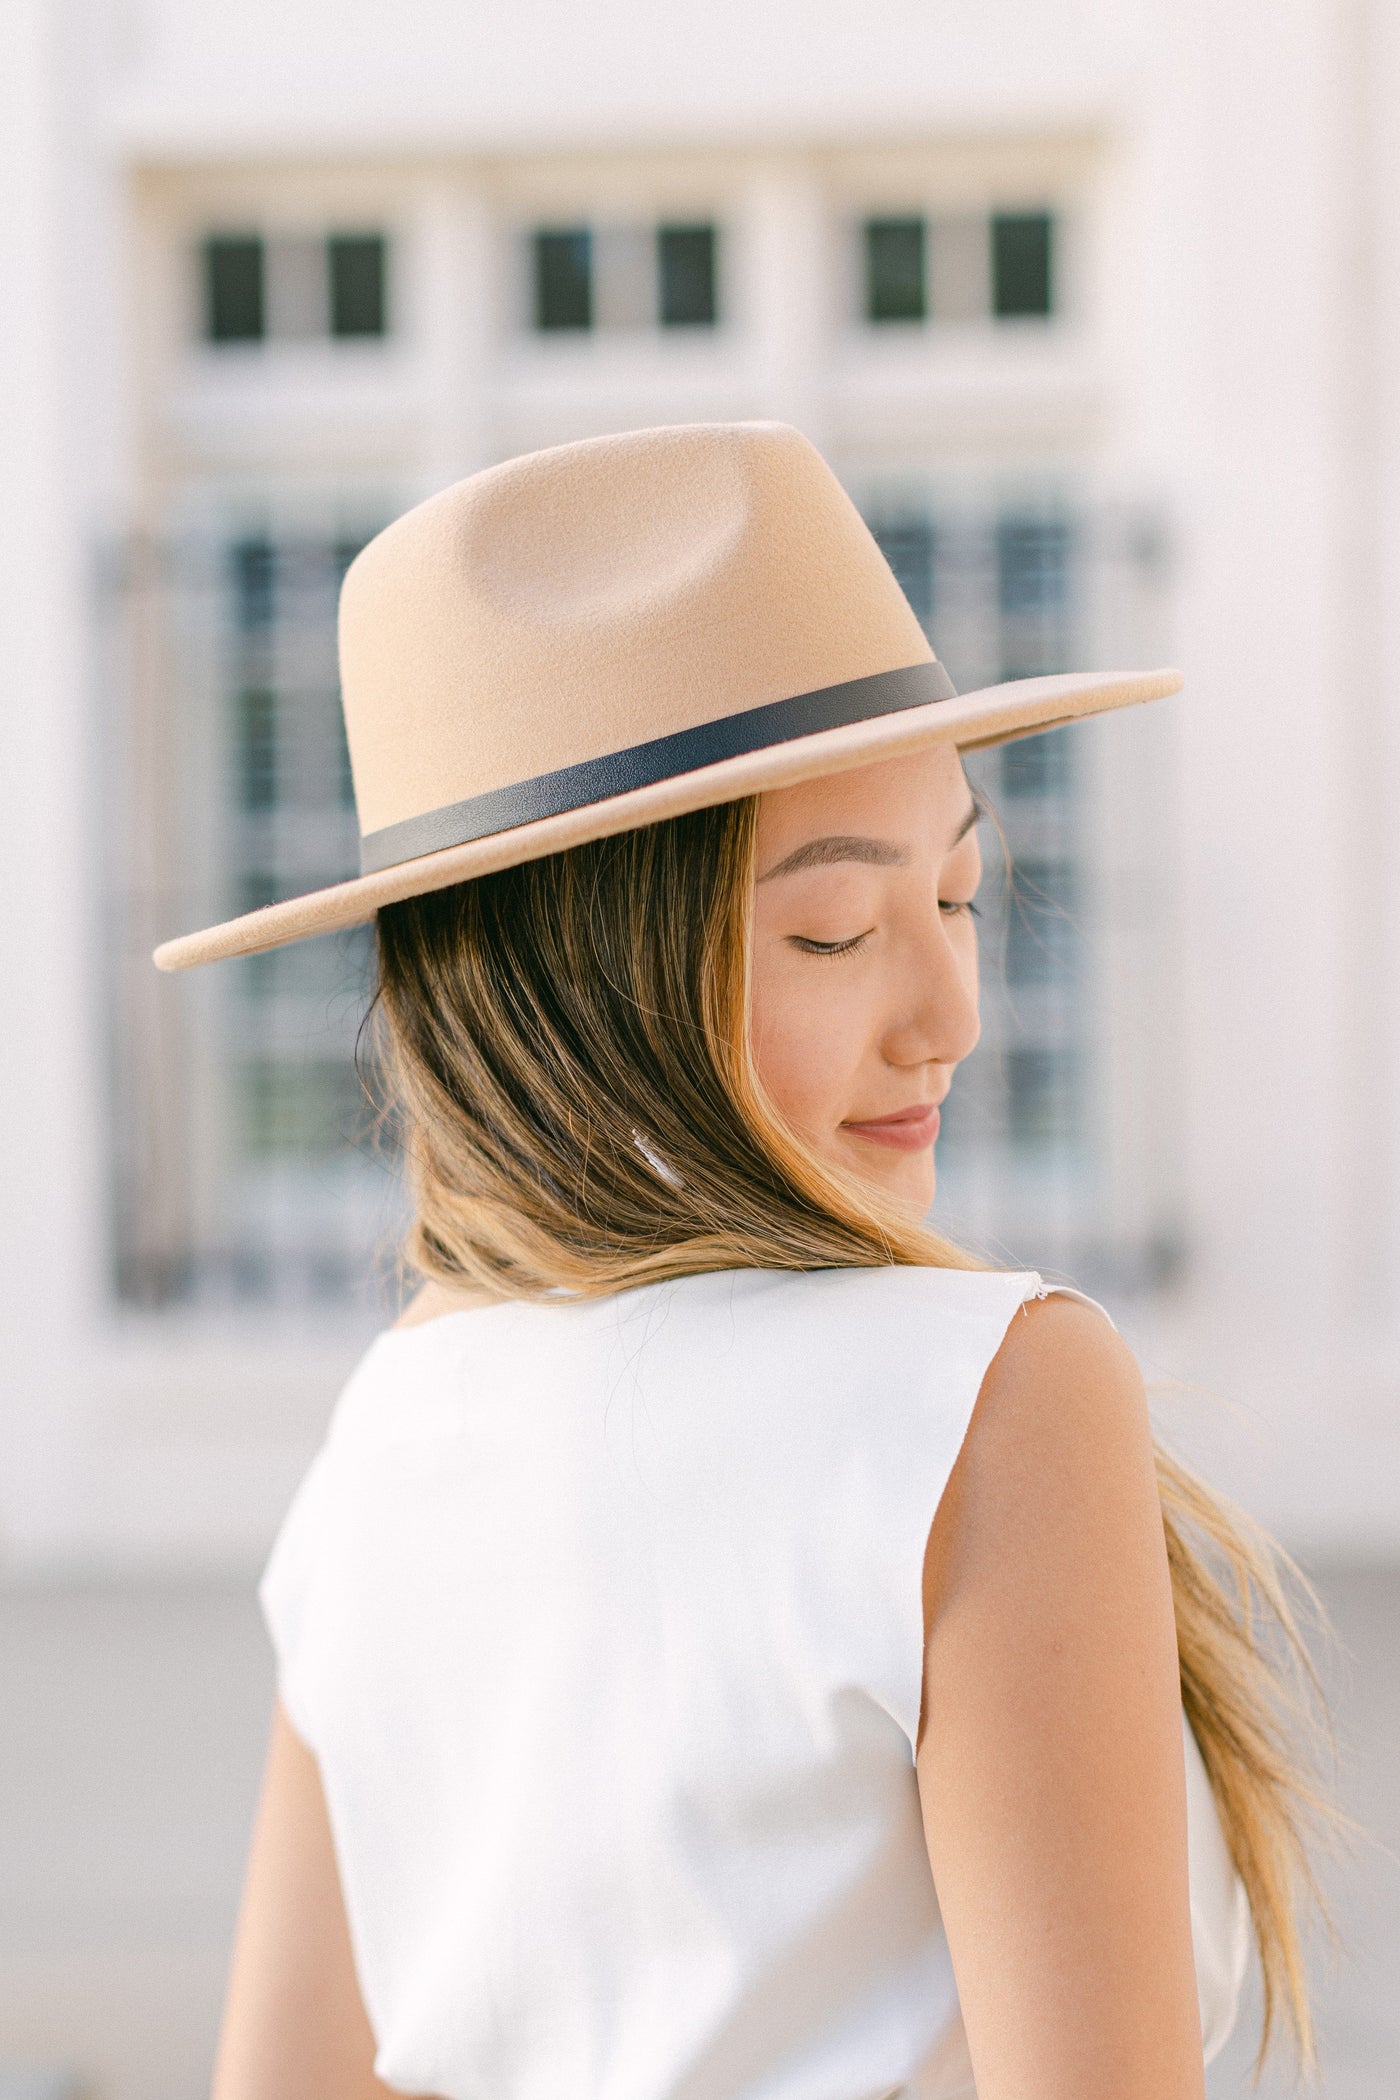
{"left": 262, "top": 1265, "right": 1247, "bottom": 2100}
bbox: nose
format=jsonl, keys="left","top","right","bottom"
{"left": 879, "top": 912, "right": 981, "bottom": 1073}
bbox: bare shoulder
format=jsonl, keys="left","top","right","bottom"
{"left": 981, "top": 1289, "right": 1146, "bottom": 1433}
{"left": 923, "top": 1289, "right": 1158, "bottom": 1637}
{"left": 996, "top": 1286, "right": 1137, "bottom": 1370}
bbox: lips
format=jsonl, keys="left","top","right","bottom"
{"left": 841, "top": 1102, "right": 943, "bottom": 1153}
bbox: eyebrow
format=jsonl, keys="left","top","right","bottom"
{"left": 758, "top": 801, "right": 980, "bottom": 883}
{"left": 759, "top": 834, "right": 906, "bottom": 881}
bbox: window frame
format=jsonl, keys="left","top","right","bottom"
{"left": 855, "top": 205, "right": 1063, "bottom": 330}
{"left": 197, "top": 227, "right": 394, "bottom": 349}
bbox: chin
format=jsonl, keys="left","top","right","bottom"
{"left": 821, "top": 1129, "right": 937, "bottom": 1219}
{"left": 854, "top": 1152, "right": 937, "bottom": 1219}
{"left": 894, "top": 1164, "right": 937, "bottom": 1218}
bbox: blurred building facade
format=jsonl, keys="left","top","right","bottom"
{"left": 5, "top": 0, "right": 1400, "bottom": 1572}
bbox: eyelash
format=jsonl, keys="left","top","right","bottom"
{"left": 789, "top": 900, "right": 979, "bottom": 957}
{"left": 790, "top": 931, "right": 873, "bottom": 957}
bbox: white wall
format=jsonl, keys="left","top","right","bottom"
{"left": 3, "top": 0, "right": 1399, "bottom": 1570}
{"left": 1, "top": 0, "right": 131, "bottom": 1564}
{"left": 1126, "top": 0, "right": 1400, "bottom": 1551}
{"left": 108, "top": 0, "right": 1142, "bottom": 157}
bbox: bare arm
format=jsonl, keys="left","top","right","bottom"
{"left": 917, "top": 1295, "right": 1204, "bottom": 2100}
{"left": 213, "top": 1270, "right": 491, "bottom": 2096}
{"left": 211, "top": 1704, "right": 410, "bottom": 2100}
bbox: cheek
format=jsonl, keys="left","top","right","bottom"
{"left": 749, "top": 950, "right": 862, "bottom": 1132}
{"left": 952, "top": 913, "right": 981, "bottom": 1009}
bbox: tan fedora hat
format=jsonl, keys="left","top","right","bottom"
{"left": 154, "top": 422, "right": 1180, "bottom": 971}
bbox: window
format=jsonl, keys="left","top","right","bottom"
{"left": 862, "top": 210, "right": 1057, "bottom": 326}
{"left": 223, "top": 538, "right": 370, "bottom": 1207}
{"left": 529, "top": 221, "right": 720, "bottom": 332}
{"left": 329, "top": 235, "right": 387, "bottom": 337}
{"left": 231, "top": 534, "right": 276, "bottom": 626}
{"left": 1005, "top": 1047, "right": 1080, "bottom": 1148}
{"left": 204, "top": 236, "right": 264, "bottom": 342}
{"left": 864, "top": 218, "right": 926, "bottom": 323}
{"left": 997, "top": 516, "right": 1072, "bottom": 676}
{"left": 1000, "top": 727, "right": 1073, "bottom": 800}
{"left": 236, "top": 687, "right": 277, "bottom": 809}
{"left": 200, "top": 231, "right": 390, "bottom": 344}
{"left": 241, "top": 1058, "right": 366, "bottom": 1161}
{"left": 108, "top": 526, "right": 397, "bottom": 1309}
{"left": 992, "top": 212, "right": 1053, "bottom": 318}
{"left": 534, "top": 229, "right": 593, "bottom": 330}
{"left": 659, "top": 225, "right": 717, "bottom": 327}
{"left": 1005, "top": 858, "right": 1080, "bottom": 986}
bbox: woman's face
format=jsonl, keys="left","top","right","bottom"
{"left": 749, "top": 744, "right": 982, "bottom": 1218}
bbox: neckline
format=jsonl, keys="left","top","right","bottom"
{"left": 373, "top": 1264, "right": 1044, "bottom": 1352}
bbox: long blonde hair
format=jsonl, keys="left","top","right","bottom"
{"left": 373, "top": 793, "right": 1332, "bottom": 2069}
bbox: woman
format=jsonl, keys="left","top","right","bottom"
{"left": 157, "top": 422, "right": 1325, "bottom": 2099}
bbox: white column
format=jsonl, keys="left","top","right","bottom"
{"left": 1161, "top": 0, "right": 1348, "bottom": 1320}
{"left": 1336, "top": 0, "right": 1400, "bottom": 1323}
{"left": 417, "top": 172, "right": 498, "bottom": 490}
{"left": 1128, "top": 0, "right": 1400, "bottom": 1550}
{"left": 739, "top": 158, "right": 831, "bottom": 447}
{"left": 0, "top": 0, "right": 109, "bottom": 1558}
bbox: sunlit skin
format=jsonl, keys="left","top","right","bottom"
{"left": 750, "top": 743, "right": 982, "bottom": 1217}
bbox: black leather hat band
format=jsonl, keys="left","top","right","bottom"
{"left": 358, "top": 658, "right": 957, "bottom": 876}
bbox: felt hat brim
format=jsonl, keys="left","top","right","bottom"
{"left": 154, "top": 667, "right": 1179, "bottom": 972}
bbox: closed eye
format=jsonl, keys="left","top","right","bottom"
{"left": 940, "top": 898, "right": 981, "bottom": 918}
{"left": 788, "top": 931, "right": 874, "bottom": 957}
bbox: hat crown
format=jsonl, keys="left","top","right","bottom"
{"left": 460, "top": 423, "right": 751, "bottom": 625}
{"left": 338, "top": 422, "right": 932, "bottom": 838}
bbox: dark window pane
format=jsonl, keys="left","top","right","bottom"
{"left": 1006, "top": 1046, "right": 1079, "bottom": 1147}
{"left": 1006, "top": 858, "right": 1080, "bottom": 985}
{"left": 241, "top": 1058, "right": 365, "bottom": 1160}
{"left": 329, "top": 234, "right": 387, "bottom": 337}
{"left": 204, "top": 236, "right": 264, "bottom": 342}
{"left": 992, "top": 212, "right": 1053, "bottom": 318}
{"left": 658, "top": 224, "right": 717, "bottom": 326}
{"left": 999, "top": 727, "right": 1074, "bottom": 799}
{"left": 237, "top": 688, "right": 277, "bottom": 810}
{"left": 865, "top": 218, "right": 926, "bottom": 322}
{"left": 869, "top": 519, "right": 935, "bottom": 627}
{"left": 231, "top": 537, "right": 276, "bottom": 630}
{"left": 996, "top": 516, "right": 1072, "bottom": 677}
{"left": 534, "top": 229, "right": 592, "bottom": 330}
{"left": 997, "top": 517, "right": 1070, "bottom": 613}
{"left": 239, "top": 872, "right": 281, "bottom": 915}
{"left": 333, "top": 536, "right": 368, "bottom": 581}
